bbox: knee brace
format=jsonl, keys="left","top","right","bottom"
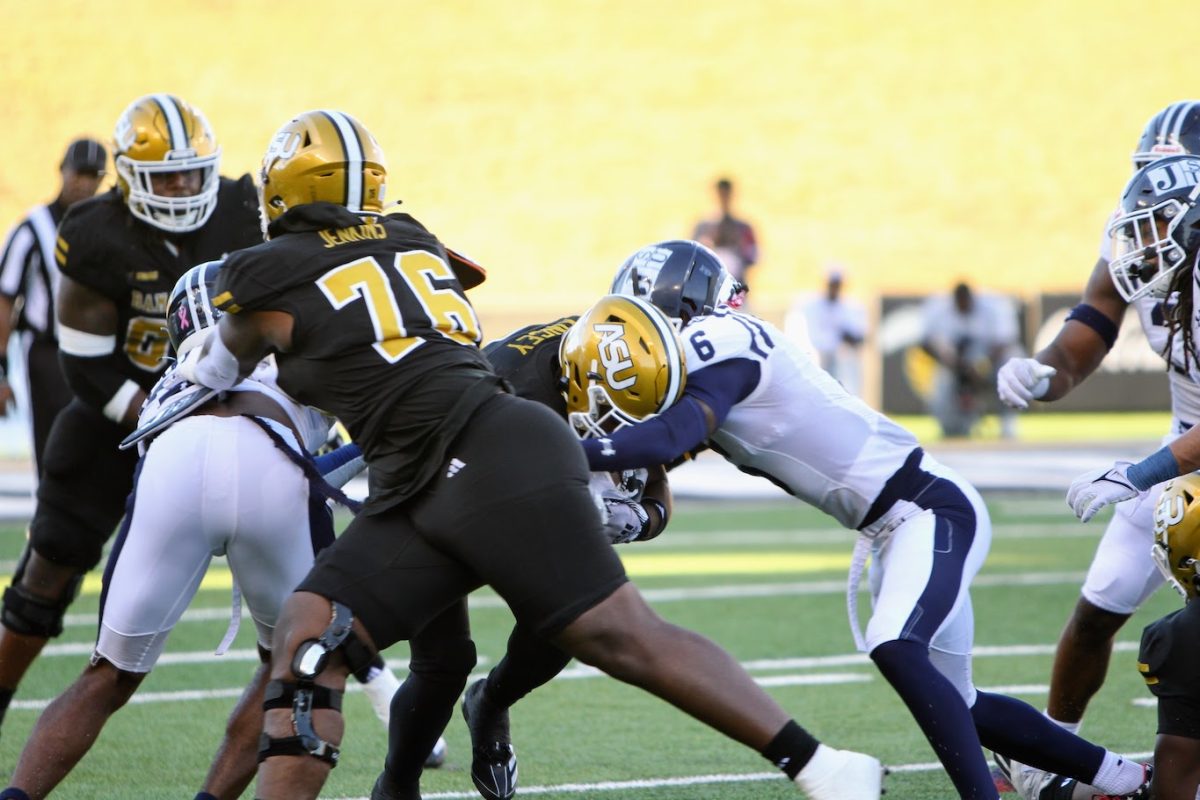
{"left": 257, "top": 601, "right": 374, "bottom": 767}
{"left": 258, "top": 679, "right": 344, "bottom": 766}
{"left": 0, "top": 548, "right": 83, "bottom": 638}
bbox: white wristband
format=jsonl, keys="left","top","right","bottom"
{"left": 102, "top": 380, "right": 141, "bottom": 424}
{"left": 58, "top": 325, "right": 116, "bottom": 357}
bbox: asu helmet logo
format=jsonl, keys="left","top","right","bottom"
{"left": 594, "top": 323, "right": 637, "bottom": 390}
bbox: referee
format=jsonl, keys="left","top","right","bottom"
{"left": 0, "top": 138, "right": 107, "bottom": 476}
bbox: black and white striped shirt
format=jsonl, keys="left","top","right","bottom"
{"left": 0, "top": 199, "right": 66, "bottom": 341}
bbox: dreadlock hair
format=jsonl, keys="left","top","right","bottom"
{"left": 1162, "top": 254, "right": 1198, "bottom": 375}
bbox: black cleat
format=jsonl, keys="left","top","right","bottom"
{"left": 461, "top": 679, "right": 517, "bottom": 800}
{"left": 370, "top": 769, "right": 421, "bottom": 800}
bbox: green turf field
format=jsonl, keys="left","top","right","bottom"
{"left": 0, "top": 494, "right": 1171, "bottom": 799}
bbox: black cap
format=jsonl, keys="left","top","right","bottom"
{"left": 61, "top": 138, "right": 108, "bottom": 174}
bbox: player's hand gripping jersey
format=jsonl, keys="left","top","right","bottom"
{"left": 213, "top": 204, "right": 500, "bottom": 511}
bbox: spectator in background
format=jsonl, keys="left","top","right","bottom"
{"left": 0, "top": 138, "right": 107, "bottom": 476}
{"left": 692, "top": 177, "right": 758, "bottom": 290}
{"left": 920, "top": 281, "right": 1021, "bottom": 439}
{"left": 785, "top": 265, "right": 866, "bottom": 396}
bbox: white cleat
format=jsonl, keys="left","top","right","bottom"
{"left": 993, "top": 752, "right": 1105, "bottom": 800}
{"left": 793, "top": 744, "right": 885, "bottom": 799}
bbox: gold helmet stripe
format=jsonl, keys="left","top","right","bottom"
{"left": 319, "top": 110, "right": 365, "bottom": 212}
{"left": 623, "top": 294, "right": 684, "bottom": 412}
{"left": 150, "top": 93, "right": 189, "bottom": 154}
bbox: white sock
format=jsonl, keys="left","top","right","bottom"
{"left": 1091, "top": 751, "right": 1145, "bottom": 794}
{"left": 1043, "top": 710, "right": 1081, "bottom": 736}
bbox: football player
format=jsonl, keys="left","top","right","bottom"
{"left": 179, "top": 109, "right": 885, "bottom": 800}
{"left": 0, "top": 94, "right": 263, "bottom": 734}
{"left": 0, "top": 263, "right": 413, "bottom": 800}
{"left": 373, "top": 296, "right": 678, "bottom": 800}
{"left": 582, "top": 239, "right": 1153, "bottom": 799}
{"left": 996, "top": 101, "right": 1200, "bottom": 797}
{"left": 1137, "top": 474, "right": 1200, "bottom": 800}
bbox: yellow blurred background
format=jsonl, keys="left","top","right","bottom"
{"left": 1, "top": 0, "right": 1193, "bottom": 333}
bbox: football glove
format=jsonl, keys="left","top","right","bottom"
{"left": 599, "top": 491, "right": 651, "bottom": 544}
{"left": 996, "top": 357, "right": 1056, "bottom": 410}
{"left": 1067, "top": 461, "right": 1139, "bottom": 522}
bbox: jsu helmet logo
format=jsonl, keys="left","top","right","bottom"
{"left": 1148, "top": 159, "right": 1200, "bottom": 192}
{"left": 593, "top": 323, "right": 637, "bottom": 390}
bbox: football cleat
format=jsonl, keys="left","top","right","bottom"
{"left": 425, "top": 735, "right": 448, "bottom": 769}
{"left": 793, "top": 745, "right": 885, "bottom": 800}
{"left": 1093, "top": 763, "right": 1153, "bottom": 800}
{"left": 369, "top": 769, "right": 420, "bottom": 800}
{"left": 992, "top": 753, "right": 1151, "bottom": 800}
{"left": 461, "top": 679, "right": 517, "bottom": 800}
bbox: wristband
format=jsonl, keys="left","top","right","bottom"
{"left": 1065, "top": 303, "right": 1119, "bottom": 351}
{"left": 102, "top": 379, "right": 141, "bottom": 424}
{"left": 640, "top": 498, "right": 668, "bottom": 541}
{"left": 1127, "top": 446, "right": 1180, "bottom": 491}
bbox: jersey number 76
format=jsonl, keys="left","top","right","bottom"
{"left": 317, "top": 250, "right": 482, "bottom": 363}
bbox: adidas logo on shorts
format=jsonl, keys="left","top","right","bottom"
{"left": 446, "top": 458, "right": 466, "bottom": 478}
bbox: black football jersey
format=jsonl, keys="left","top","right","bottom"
{"left": 55, "top": 175, "right": 261, "bottom": 390}
{"left": 483, "top": 316, "right": 577, "bottom": 417}
{"left": 214, "top": 203, "right": 502, "bottom": 510}
{"left": 1138, "top": 599, "right": 1200, "bottom": 739}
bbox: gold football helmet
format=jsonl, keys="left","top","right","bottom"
{"left": 1152, "top": 472, "right": 1200, "bottom": 599}
{"left": 559, "top": 294, "right": 686, "bottom": 439}
{"left": 113, "top": 94, "right": 221, "bottom": 233}
{"left": 259, "top": 110, "right": 387, "bottom": 235}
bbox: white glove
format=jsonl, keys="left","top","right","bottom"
{"left": 1066, "top": 461, "right": 1139, "bottom": 522}
{"left": 599, "top": 490, "right": 650, "bottom": 544}
{"left": 997, "top": 358, "right": 1057, "bottom": 410}
{"left": 173, "top": 329, "right": 213, "bottom": 384}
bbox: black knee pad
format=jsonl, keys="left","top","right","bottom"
{"left": 292, "top": 600, "right": 375, "bottom": 679}
{"left": 0, "top": 548, "right": 83, "bottom": 637}
{"left": 259, "top": 679, "right": 344, "bottom": 767}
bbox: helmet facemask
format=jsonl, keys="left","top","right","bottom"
{"left": 1107, "top": 195, "right": 1193, "bottom": 301}
{"left": 116, "top": 153, "right": 221, "bottom": 234}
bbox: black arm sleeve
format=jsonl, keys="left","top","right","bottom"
{"left": 59, "top": 350, "right": 135, "bottom": 415}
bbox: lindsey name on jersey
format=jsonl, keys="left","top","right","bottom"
{"left": 213, "top": 203, "right": 501, "bottom": 511}
{"left": 483, "top": 316, "right": 577, "bottom": 415}
{"left": 55, "top": 176, "right": 261, "bottom": 390}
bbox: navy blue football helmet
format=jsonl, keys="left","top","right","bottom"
{"left": 610, "top": 239, "right": 741, "bottom": 325}
{"left": 166, "top": 260, "right": 224, "bottom": 357}
{"left": 1107, "top": 155, "right": 1200, "bottom": 301}
{"left": 1133, "top": 101, "right": 1200, "bottom": 170}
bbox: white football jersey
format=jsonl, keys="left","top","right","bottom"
{"left": 140, "top": 356, "right": 333, "bottom": 454}
{"left": 682, "top": 308, "right": 919, "bottom": 528}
